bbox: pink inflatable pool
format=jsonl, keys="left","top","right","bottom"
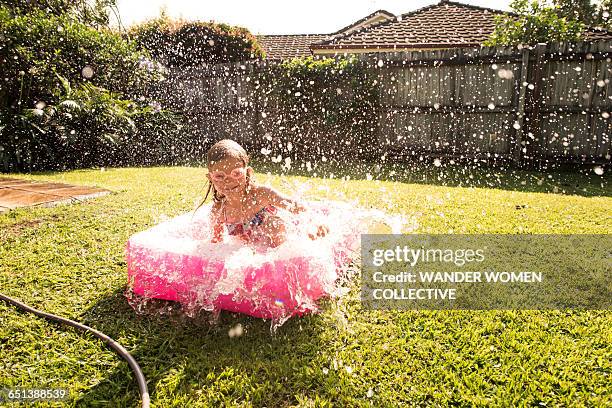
{"left": 125, "top": 201, "right": 364, "bottom": 320}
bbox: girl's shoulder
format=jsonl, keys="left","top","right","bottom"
{"left": 251, "top": 184, "right": 279, "bottom": 204}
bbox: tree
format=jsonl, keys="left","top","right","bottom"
{"left": 553, "top": 0, "right": 598, "bottom": 25}
{"left": 596, "top": 0, "right": 612, "bottom": 29}
{"left": 485, "top": 0, "right": 586, "bottom": 45}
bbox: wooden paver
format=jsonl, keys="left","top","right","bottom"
{"left": 0, "top": 178, "right": 110, "bottom": 211}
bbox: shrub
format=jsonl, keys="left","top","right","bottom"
{"left": 0, "top": 5, "right": 188, "bottom": 171}
{"left": 128, "top": 14, "right": 266, "bottom": 68}
{"left": 0, "top": 6, "right": 159, "bottom": 111}
{"left": 0, "top": 74, "right": 183, "bottom": 171}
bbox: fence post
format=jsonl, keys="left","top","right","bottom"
{"left": 527, "top": 44, "right": 546, "bottom": 165}
{"left": 513, "top": 47, "right": 530, "bottom": 165}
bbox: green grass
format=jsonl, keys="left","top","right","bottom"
{"left": 0, "top": 163, "right": 610, "bottom": 407}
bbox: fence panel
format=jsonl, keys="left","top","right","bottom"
{"left": 153, "top": 41, "right": 612, "bottom": 165}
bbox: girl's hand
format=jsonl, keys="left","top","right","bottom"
{"left": 289, "top": 201, "right": 307, "bottom": 214}
{"left": 308, "top": 224, "right": 329, "bottom": 240}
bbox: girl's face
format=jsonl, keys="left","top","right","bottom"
{"left": 207, "top": 157, "right": 250, "bottom": 196}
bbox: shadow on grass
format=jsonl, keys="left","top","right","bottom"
{"left": 249, "top": 157, "right": 611, "bottom": 198}
{"left": 8, "top": 156, "right": 611, "bottom": 198}
{"left": 74, "top": 286, "right": 334, "bottom": 407}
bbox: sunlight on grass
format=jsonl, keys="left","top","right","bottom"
{"left": 0, "top": 165, "right": 610, "bottom": 406}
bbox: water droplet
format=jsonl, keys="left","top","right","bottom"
{"left": 81, "top": 65, "right": 94, "bottom": 79}
{"left": 377, "top": 59, "right": 384, "bottom": 67}
{"left": 433, "top": 158, "right": 442, "bottom": 167}
{"left": 228, "top": 323, "right": 243, "bottom": 338}
{"left": 513, "top": 122, "right": 521, "bottom": 130}
{"left": 593, "top": 166, "right": 604, "bottom": 175}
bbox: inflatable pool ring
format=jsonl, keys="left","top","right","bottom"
{"left": 125, "top": 201, "right": 371, "bottom": 320}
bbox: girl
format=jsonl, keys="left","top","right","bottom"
{"left": 196, "top": 139, "right": 328, "bottom": 248}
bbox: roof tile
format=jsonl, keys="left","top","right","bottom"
{"left": 259, "top": 1, "right": 612, "bottom": 58}
{"left": 256, "top": 34, "right": 328, "bottom": 60}
{"left": 311, "top": 1, "right": 612, "bottom": 49}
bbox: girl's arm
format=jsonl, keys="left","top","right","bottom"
{"left": 256, "top": 186, "right": 306, "bottom": 213}
{"left": 257, "top": 186, "right": 329, "bottom": 239}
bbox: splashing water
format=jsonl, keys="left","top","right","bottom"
{"left": 125, "top": 199, "right": 417, "bottom": 333}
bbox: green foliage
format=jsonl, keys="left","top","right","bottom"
{"left": 485, "top": 0, "right": 586, "bottom": 46}
{"left": 128, "top": 13, "right": 265, "bottom": 67}
{"left": 0, "top": 74, "right": 183, "bottom": 171}
{"left": 553, "top": 0, "right": 598, "bottom": 25}
{"left": 259, "top": 56, "right": 380, "bottom": 161}
{"left": 0, "top": 6, "right": 159, "bottom": 109}
{"left": 0, "top": 5, "right": 189, "bottom": 171}
{"left": 5, "top": 0, "right": 117, "bottom": 28}
{"left": 596, "top": 0, "right": 612, "bottom": 29}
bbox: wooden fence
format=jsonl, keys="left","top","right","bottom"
{"left": 155, "top": 41, "right": 612, "bottom": 165}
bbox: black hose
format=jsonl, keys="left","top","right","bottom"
{"left": 0, "top": 293, "right": 150, "bottom": 408}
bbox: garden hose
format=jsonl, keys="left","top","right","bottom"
{"left": 0, "top": 293, "right": 150, "bottom": 408}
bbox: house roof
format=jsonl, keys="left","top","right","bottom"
{"left": 311, "top": 1, "right": 510, "bottom": 50}
{"left": 256, "top": 34, "right": 328, "bottom": 60}
{"left": 310, "top": 0, "right": 612, "bottom": 51}
{"left": 332, "top": 9, "right": 395, "bottom": 35}
{"left": 258, "top": 0, "right": 612, "bottom": 59}
{"left": 584, "top": 27, "right": 612, "bottom": 41}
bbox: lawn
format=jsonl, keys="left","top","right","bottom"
{"left": 1, "top": 162, "right": 610, "bottom": 407}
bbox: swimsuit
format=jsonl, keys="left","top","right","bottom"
{"left": 224, "top": 205, "right": 277, "bottom": 237}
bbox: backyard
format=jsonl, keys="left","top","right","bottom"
{"left": 1, "top": 163, "right": 610, "bottom": 406}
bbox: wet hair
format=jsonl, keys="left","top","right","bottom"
{"left": 194, "top": 139, "right": 251, "bottom": 212}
